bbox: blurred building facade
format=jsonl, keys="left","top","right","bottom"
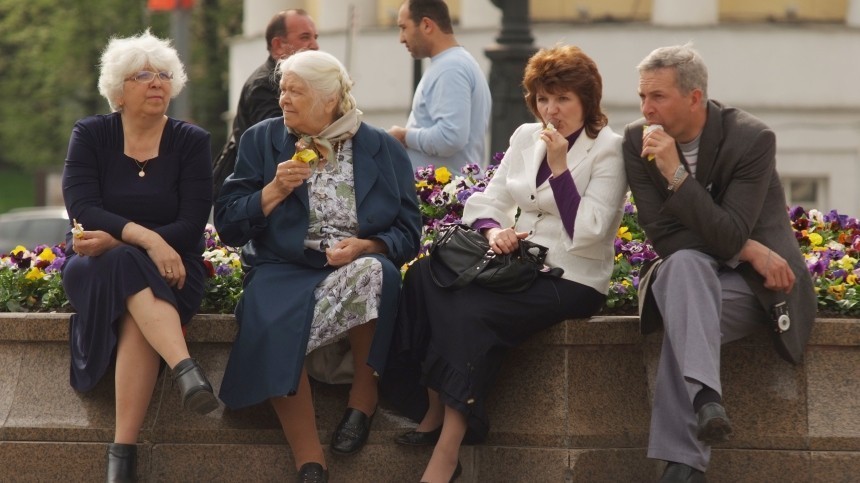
{"left": 226, "top": 0, "right": 860, "bottom": 216}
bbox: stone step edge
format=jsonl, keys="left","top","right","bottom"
{"left": 0, "top": 312, "right": 857, "bottom": 347}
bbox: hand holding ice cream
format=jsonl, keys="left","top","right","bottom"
{"left": 643, "top": 124, "right": 663, "bottom": 161}
{"left": 72, "top": 219, "right": 85, "bottom": 239}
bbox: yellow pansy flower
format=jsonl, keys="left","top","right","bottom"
{"left": 25, "top": 268, "right": 44, "bottom": 280}
{"left": 838, "top": 255, "right": 857, "bottom": 270}
{"left": 38, "top": 247, "right": 56, "bottom": 262}
{"left": 846, "top": 274, "right": 857, "bottom": 285}
{"left": 434, "top": 166, "right": 451, "bottom": 184}
{"left": 617, "top": 226, "right": 632, "bottom": 241}
{"left": 807, "top": 232, "right": 823, "bottom": 246}
{"left": 11, "top": 245, "right": 27, "bottom": 256}
{"left": 828, "top": 284, "right": 845, "bottom": 300}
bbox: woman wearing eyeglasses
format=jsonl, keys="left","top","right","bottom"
{"left": 61, "top": 30, "right": 217, "bottom": 482}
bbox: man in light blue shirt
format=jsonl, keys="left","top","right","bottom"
{"left": 389, "top": 0, "right": 492, "bottom": 171}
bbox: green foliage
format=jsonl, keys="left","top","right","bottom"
{"left": 0, "top": 0, "right": 242, "bottom": 174}
{"left": 198, "top": 268, "right": 243, "bottom": 314}
{"left": 0, "top": 258, "right": 68, "bottom": 312}
{"left": 0, "top": 170, "right": 36, "bottom": 213}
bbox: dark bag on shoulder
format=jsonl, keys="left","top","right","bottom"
{"left": 428, "top": 224, "right": 560, "bottom": 293}
{"left": 212, "top": 131, "right": 239, "bottom": 202}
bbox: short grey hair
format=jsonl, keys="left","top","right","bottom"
{"left": 638, "top": 43, "right": 708, "bottom": 104}
{"left": 277, "top": 50, "right": 356, "bottom": 116}
{"left": 98, "top": 29, "right": 188, "bottom": 112}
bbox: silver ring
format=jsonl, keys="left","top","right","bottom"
{"left": 166, "top": 269, "right": 173, "bottom": 273}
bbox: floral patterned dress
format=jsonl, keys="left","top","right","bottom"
{"left": 304, "top": 139, "right": 383, "bottom": 354}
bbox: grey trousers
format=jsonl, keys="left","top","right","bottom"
{"left": 647, "top": 250, "right": 767, "bottom": 471}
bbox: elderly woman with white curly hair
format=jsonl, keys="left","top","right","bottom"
{"left": 61, "top": 29, "right": 217, "bottom": 482}
{"left": 214, "top": 50, "right": 421, "bottom": 482}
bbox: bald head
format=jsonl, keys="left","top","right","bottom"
{"left": 265, "top": 9, "right": 319, "bottom": 59}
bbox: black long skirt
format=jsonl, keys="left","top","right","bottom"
{"left": 381, "top": 256, "right": 605, "bottom": 442}
{"left": 62, "top": 245, "right": 206, "bottom": 392}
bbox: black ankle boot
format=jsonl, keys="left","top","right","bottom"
{"left": 172, "top": 358, "right": 219, "bottom": 415}
{"left": 106, "top": 443, "right": 136, "bottom": 483}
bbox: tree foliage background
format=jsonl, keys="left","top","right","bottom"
{"left": 0, "top": 0, "right": 242, "bottom": 174}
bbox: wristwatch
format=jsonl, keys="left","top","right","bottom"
{"left": 668, "top": 165, "right": 687, "bottom": 191}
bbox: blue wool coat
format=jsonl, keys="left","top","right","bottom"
{"left": 214, "top": 118, "right": 421, "bottom": 409}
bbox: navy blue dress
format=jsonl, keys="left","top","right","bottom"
{"left": 61, "top": 113, "right": 212, "bottom": 392}
{"left": 214, "top": 119, "right": 421, "bottom": 409}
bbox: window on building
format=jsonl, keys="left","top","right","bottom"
{"left": 720, "top": 0, "right": 847, "bottom": 23}
{"left": 783, "top": 177, "right": 827, "bottom": 210}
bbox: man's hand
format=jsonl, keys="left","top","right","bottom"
{"left": 642, "top": 126, "right": 683, "bottom": 183}
{"left": 740, "top": 239, "right": 795, "bottom": 293}
{"left": 387, "top": 126, "right": 407, "bottom": 146}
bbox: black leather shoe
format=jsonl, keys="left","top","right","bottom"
{"left": 450, "top": 461, "right": 463, "bottom": 482}
{"left": 420, "top": 461, "right": 462, "bottom": 483}
{"left": 105, "top": 443, "right": 137, "bottom": 483}
{"left": 330, "top": 407, "right": 374, "bottom": 455}
{"left": 659, "top": 462, "right": 705, "bottom": 483}
{"left": 696, "top": 401, "right": 732, "bottom": 444}
{"left": 395, "top": 426, "right": 442, "bottom": 446}
{"left": 296, "top": 462, "right": 328, "bottom": 483}
{"left": 172, "top": 358, "right": 219, "bottom": 415}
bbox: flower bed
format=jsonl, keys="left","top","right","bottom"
{"left": 2, "top": 163, "right": 858, "bottom": 316}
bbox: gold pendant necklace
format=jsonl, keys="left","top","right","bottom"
{"left": 133, "top": 158, "right": 150, "bottom": 177}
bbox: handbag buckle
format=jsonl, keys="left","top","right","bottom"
{"left": 476, "top": 249, "right": 495, "bottom": 269}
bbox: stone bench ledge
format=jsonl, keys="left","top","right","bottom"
{"left": 2, "top": 312, "right": 858, "bottom": 347}
{"left": 1, "top": 312, "right": 858, "bottom": 482}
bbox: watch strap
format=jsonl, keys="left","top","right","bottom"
{"left": 668, "top": 165, "right": 687, "bottom": 191}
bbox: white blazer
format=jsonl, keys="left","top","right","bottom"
{"left": 462, "top": 123, "right": 627, "bottom": 293}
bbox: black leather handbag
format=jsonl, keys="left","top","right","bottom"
{"left": 428, "top": 224, "right": 559, "bottom": 293}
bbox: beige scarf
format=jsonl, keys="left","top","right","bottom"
{"left": 290, "top": 108, "right": 363, "bottom": 165}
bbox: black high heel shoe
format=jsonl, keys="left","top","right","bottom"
{"left": 395, "top": 425, "right": 442, "bottom": 446}
{"left": 296, "top": 462, "right": 329, "bottom": 483}
{"left": 105, "top": 443, "right": 136, "bottom": 483}
{"left": 450, "top": 461, "right": 463, "bottom": 482}
{"left": 172, "top": 358, "right": 219, "bottom": 415}
{"left": 420, "top": 461, "right": 462, "bottom": 483}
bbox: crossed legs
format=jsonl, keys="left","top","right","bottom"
{"left": 648, "top": 250, "right": 765, "bottom": 471}
{"left": 114, "top": 287, "right": 193, "bottom": 443}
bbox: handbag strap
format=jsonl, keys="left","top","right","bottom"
{"left": 429, "top": 248, "right": 496, "bottom": 290}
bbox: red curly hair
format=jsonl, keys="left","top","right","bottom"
{"left": 522, "top": 45, "right": 608, "bottom": 139}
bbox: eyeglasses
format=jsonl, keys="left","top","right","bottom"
{"left": 125, "top": 71, "right": 173, "bottom": 83}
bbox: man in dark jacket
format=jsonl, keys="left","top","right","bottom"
{"left": 213, "top": 9, "right": 319, "bottom": 200}
{"left": 623, "top": 44, "right": 815, "bottom": 483}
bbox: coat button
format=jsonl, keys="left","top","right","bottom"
{"left": 530, "top": 194, "right": 535, "bottom": 200}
